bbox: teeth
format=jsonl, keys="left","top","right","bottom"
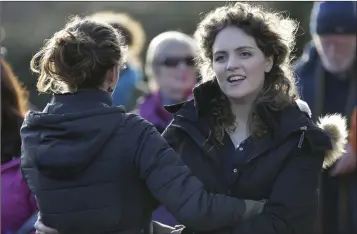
{"left": 228, "top": 75, "right": 245, "bottom": 82}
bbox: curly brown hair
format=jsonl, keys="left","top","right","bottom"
{"left": 1, "top": 58, "right": 29, "bottom": 163}
{"left": 30, "top": 16, "right": 125, "bottom": 94}
{"left": 194, "top": 2, "right": 300, "bottom": 144}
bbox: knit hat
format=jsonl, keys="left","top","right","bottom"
{"left": 310, "top": 1, "right": 357, "bottom": 35}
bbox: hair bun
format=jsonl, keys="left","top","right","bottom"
{"left": 31, "top": 16, "right": 124, "bottom": 94}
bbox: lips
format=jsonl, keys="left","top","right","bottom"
{"left": 227, "top": 75, "right": 246, "bottom": 83}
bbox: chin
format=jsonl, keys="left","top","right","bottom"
{"left": 225, "top": 91, "right": 250, "bottom": 101}
{"left": 323, "top": 60, "right": 353, "bottom": 74}
{"left": 224, "top": 88, "right": 258, "bottom": 103}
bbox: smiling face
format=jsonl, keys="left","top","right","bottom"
{"left": 212, "top": 26, "right": 273, "bottom": 103}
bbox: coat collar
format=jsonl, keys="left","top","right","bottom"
{"left": 165, "top": 81, "right": 311, "bottom": 140}
{"left": 164, "top": 81, "right": 347, "bottom": 168}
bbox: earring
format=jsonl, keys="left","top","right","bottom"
{"left": 107, "top": 87, "right": 114, "bottom": 93}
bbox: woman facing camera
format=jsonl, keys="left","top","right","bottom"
{"left": 161, "top": 2, "right": 347, "bottom": 234}
{"left": 20, "top": 16, "right": 265, "bottom": 234}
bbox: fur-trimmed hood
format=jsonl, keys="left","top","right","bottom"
{"left": 165, "top": 82, "right": 348, "bottom": 170}
{"left": 295, "top": 99, "right": 348, "bottom": 168}
{"left": 316, "top": 114, "right": 348, "bottom": 168}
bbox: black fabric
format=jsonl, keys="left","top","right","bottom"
{"left": 163, "top": 83, "right": 333, "bottom": 234}
{"left": 295, "top": 42, "right": 357, "bottom": 234}
{"left": 21, "top": 90, "right": 253, "bottom": 234}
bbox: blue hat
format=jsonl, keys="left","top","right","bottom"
{"left": 310, "top": 1, "right": 357, "bottom": 35}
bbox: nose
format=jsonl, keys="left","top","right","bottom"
{"left": 226, "top": 55, "right": 241, "bottom": 71}
{"left": 177, "top": 61, "right": 188, "bottom": 70}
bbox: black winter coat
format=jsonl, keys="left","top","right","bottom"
{"left": 20, "top": 90, "right": 255, "bottom": 234}
{"left": 163, "top": 82, "right": 347, "bottom": 234}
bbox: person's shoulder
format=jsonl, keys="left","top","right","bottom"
{"left": 164, "top": 99, "right": 195, "bottom": 114}
{"left": 121, "top": 112, "right": 160, "bottom": 141}
{"left": 122, "top": 112, "right": 153, "bottom": 127}
{"left": 276, "top": 100, "right": 347, "bottom": 169}
{"left": 164, "top": 99, "right": 199, "bottom": 124}
{"left": 290, "top": 108, "right": 348, "bottom": 170}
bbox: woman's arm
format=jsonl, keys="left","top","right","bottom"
{"left": 231, "top": 148, "right": 324, "bottom": 234}
{"left": 126, "top": 114, "right": 265, "bottom": 231}
{"left": 33, "top": 115, "right": 265, "bottom": 234}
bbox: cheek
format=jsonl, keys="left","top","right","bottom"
{"left": 342, "top": 44, "right": 356, "bottom": 58}
{"left": 186, "top": 69, "right": 198, "bottom": 83}
{"left": 155, "top": 73, "right": 167, "bottom": 87}
{"left": 212, "top": 63, "right": 226, "bottom": 81}
{"left": 247, "top": 59, "right": 265, "bottom": 79}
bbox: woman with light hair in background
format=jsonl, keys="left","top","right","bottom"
{"left": 89, "top": 11, "right": 146, "bottom": 110}
{"left": 135, "top": 31, "right": 199, "bottom": 134}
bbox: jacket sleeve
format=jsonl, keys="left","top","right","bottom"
{"left": 231, "top": 148, "right": 324, "bottom": 234}
{"left": 125, "top": 114, "right": 247, "bottom": 231}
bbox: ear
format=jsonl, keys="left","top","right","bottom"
{"left": 107, "top": 66, "right": 119, "bottom": 82}
{"left": 265, "top": 56, "right": 273, "bottom": 73}
{"left": 105, "top": 66, "right": 119, "bottom": 91}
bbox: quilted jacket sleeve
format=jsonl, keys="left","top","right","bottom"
{"left": 126, "top": 114, "right": 252, "bottom": 231}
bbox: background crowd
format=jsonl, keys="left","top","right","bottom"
{"left": 1, "top": 1, "right": 356, "bottom": 234}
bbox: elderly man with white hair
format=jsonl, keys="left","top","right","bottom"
{"left": 295, "top": 1, "right": 357, "bottom": 234}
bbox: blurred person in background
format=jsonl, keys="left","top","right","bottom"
{"left": 350, "top": 108, "right": 356, "bottom": 156}
{"left": 138, "top": 30, "right": 199, "bottom": 227}
{"left": 135, "top": 31, "right": 198, "bottom": 134}
{"left": 294, "top": 1, "right": 357, "bottom": 234}
{"left": 89, "top": 11, "right": 146, "bottom": 110}
{"left": 1, "top": 58, "right": 38, "bottom": 234}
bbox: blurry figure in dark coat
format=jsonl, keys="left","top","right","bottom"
{"left": 295, "top": 2, "right": 357, "bottom": 233}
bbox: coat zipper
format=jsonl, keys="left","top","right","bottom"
{"left": 297, "top": 126, "right": 307, "bottom": 148}
{"left": 246, "top": 125, "right": 308, "bottom": 164}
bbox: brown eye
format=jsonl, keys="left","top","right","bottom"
{"left": 214, "top": 55, "right": 226, "bottom": 62}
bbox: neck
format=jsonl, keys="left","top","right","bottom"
{"left": 229, "top": 98, "right": 254, "bottom": 133}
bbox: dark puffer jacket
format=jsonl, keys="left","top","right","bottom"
{"left": 161, "top": 81, "right": 348, "bottom": 234}
{"left": 20, "top": 90, "right": 258, "bottom": 234}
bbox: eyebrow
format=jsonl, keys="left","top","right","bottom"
{"left": 213, "top": 46, "right": 255, "bottom": 56}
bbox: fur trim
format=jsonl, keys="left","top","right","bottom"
{"left": 317, "top": 114, "right": 348, "bottom": 169}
